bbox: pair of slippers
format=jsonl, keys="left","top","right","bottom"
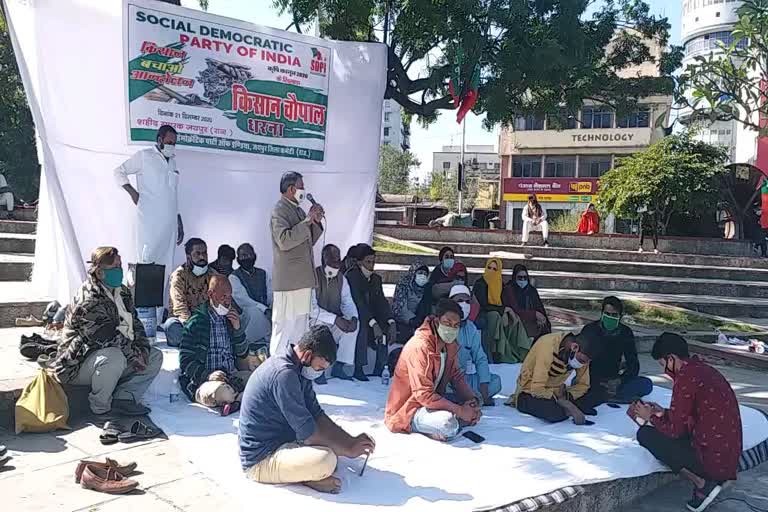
{"left": 100, "top": 420, "right": 162, "bottom": 445}
{"left": 0, "top": 445, "right": 11, "bottom": 470}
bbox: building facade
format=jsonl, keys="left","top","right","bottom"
{"left": 432, "top": 145, "right": 500, "bottom": 180}
{"left": 498, "top": 98, "right": 672, "bottom": 230}
{"left": 381, "top": 99, "right": 411, "bottom": 151}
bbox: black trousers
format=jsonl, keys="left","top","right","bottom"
{"left": 637, "top": 426, "right": 707, "bottom": 478}
{"left": 517, "top": 389, "right": 603, "bottom": 423}
{"left": 638, "top": 213, "right": 659, "bottom": 250}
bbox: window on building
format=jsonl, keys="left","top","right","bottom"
{"left": 685, "top": 31, "right": 748, "bottom": 55}
{"left": 512, "top": 156, "right": 542, "bottom": 177}
{"left": 494, "top": 162, "right": 500, "bottom": 171}
{"left": 617, "top": 107, "right": 651, "bottom": 128}
{"left": 579, "top": 155, "right": 612, "bottom": 177}
{"left": 582, "top": 106, "right": 614, "bottom": 129}
{"left": 544, "top": 156, "right": 577, "bottom": 177}
{"left": 514, "top": 114, "right": 545, "bottom": 131}
{"left": 546, "top": 110, "right": 578, "bottom": 130}
{"left": 383, "top": 127, "right": 390, "bottom": 136}
{"left": 384, "top": 112, "right": 391, "bottom": 122}
{"left": 442, "top": 161, "right": 451, "bottom": 170}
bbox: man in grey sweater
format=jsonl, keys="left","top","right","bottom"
{"left": 269, "top": 171, "right": 324, "bottom": 356}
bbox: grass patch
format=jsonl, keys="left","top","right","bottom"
{"left": 579, "top": 299, "right": 762, "bottom": 333}
{"left": 373, "top": 238, "right": 434, "bottom": 255}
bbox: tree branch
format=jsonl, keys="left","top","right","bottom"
{"left": 386, "top": 86, "right": 454, "bottom": 116}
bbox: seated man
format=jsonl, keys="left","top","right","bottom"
{"left": 239, "top": 325, "right": 375, "bottom": 494}
{"left": 310, "top": 244, "right": 359, "bottom": 381}
{"left": 345, "top": 243, "right": 396, "bottom": 381}
{"left": 630, "top": 333, "right": 742, "bottom": 512}
{"left": 51, "top": 247, "right": 162, "bottom": 416}
{"left": 507, "top": 329, "right": 600, "bottom": 425}
{"left": 385, "top": 299, "right": 481, "bottom": 441}
{"left": 449, "top": 285, "right": 501, "bottom": 406}
{"left": 583, "top": 296, "right": 652, "bottom": 404}
{"left": 210, "top": 244, "right": 236, "bottom": 276}
{"left": 179, "top": 275, "right": 255, "bottom": 408}
{"left": 229, "top": 243, "right": 272, "bottom": 347}
{"left": 0, "top": 169, "right": 14, "bottom": 218}
{"left": 162, "top": 238, "right": 212, "bottom": 347}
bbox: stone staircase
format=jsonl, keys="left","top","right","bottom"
{"left": 0, "top": 220, "right": 49, "bottom": 328}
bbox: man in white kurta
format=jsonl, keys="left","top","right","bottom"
{"left": 309, "top": 244, "right": 359, "bottom": 380}
{"left": 113, "top": 125, "right": 183, "bottom": 277}
{"left": 0, "top": 172, "right": 14, "bottom": 214}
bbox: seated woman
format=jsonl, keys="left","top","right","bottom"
{"left": 425, "top": 246, "right": 458, "bottom": 305}
{"left": 392, "top": 261, "right": 430, "bottom": 343}
{"left": 472, "top": 258, "right": 529, "bottom": 363}
{"left": 503, "top": 264, "right": 551, "bottom": 341}
{"left": 577, "top": 203, "right": 600, "bottom": 235}
{"left": 51, "top": 247, "right": 163, "bottom": 416}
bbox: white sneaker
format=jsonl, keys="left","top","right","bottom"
{"left": 638, "top": 247, "right": 644, "bottom": 253}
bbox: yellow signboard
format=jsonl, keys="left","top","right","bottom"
{"left": 503, "top": 193, "right": 597, "bottom": 203}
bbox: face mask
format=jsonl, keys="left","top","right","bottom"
{"left": 103, "top": 267, "right": 123, "bottom": 288}
{"left": 325, "top": 266, "right": 339, "bottom": 279}
{"left": 569, "top": 351, "right": 584, "bottom": 369}
{"left": 192, "top": 262, "right": 208, "bottom": 276}
{"left": 414, "top": 274, "right": 428, "bottom": 287}
{"left": 517, "top": 278, "right": 529, "bottom": 289}
{"left": 442, "top": 258, "right": 455, "bottom": 271}
{"left": 213, "top": 303, "right": 229, "bottom": 316}
{"left": 360, "top": 266, "right": 373, "bottom": 279}
{"left": 295, "top": 188, "right": 307, "bottom": 203}
{"left": 237, "top": 257, "right": 255, "bottom": 271}
{"left": 437, "top": 323, "right": 459, "bottom": 344}
{"left": 458, "top": 302, "right": 471, "bottom": 320}
{"left": 301, "top": 365, "right": 325, "bottom": 381}
{"left": 601, "top": 313, "right": 621, "bottom": 331}
{"left": 160, "top": 144, "right": 176, "bottom": 158}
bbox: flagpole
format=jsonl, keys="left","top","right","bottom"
{"left": 458, "top": 117, "right": 465, "bottom": 214}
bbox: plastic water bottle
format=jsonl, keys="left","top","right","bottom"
{"left": 381, "top": 365, "right": 390, "bottom": 386}
{"left": 170, "top": 372, "right": 180, "bottom": 403}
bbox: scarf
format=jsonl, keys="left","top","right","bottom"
{"left": 392, "top": 260, "right": 426, "bottom": 319}
{"left": 104, "top": 285, "right": 134, "bottom": 341}
{"left": 483, "top": 258, "right": 503, "bottom": 306}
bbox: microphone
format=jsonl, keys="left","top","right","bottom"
{"left": 306, "top": 193, "right": 318, "bottom": 206}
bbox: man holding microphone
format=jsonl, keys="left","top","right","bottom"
{"left": 269, "top": 171, "right": 324, "bottom": 356}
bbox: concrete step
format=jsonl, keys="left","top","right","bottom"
{"left": 378, "top": 252, "right": 768, "bottom": 283}
{"left": 375, "top": 263, "right": 768, "bottom": 299}
{"left": 377, "top": 225, "right": 754, "bottom": 257}
{"left": 408, "top": 241, "right": 768, "bottom": 270}
{"left": 0, "top": 254, "right": 33, "bottom": 281}
{"left": 0, "top": 220, "right": 36, "bottom": 235}
{"left": 0, "top": 233, "right": 35, "bottom": 254}
{"left": 0, "top": 281, "right": 52, "bottom": 328}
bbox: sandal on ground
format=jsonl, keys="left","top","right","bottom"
{"left": 99, "top": 421, "right": 124, "bottom": 446}
{"left": 117, "top": 420, "right": 162, "bottom": 443}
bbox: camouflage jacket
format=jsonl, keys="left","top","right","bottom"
{"left": 52, "top": 277, "right": 150, "bottom": 383}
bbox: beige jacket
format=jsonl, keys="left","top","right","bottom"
{"left": 270, "top": 196, "right": 323, "bottom": 292}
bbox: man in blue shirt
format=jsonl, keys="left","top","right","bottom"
{"left": 239, "top": 324, "right": 375, "bottom": 494}
{"left": 449, "top": 285, "right": 502, "bottom": 406}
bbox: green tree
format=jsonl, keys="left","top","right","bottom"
{"left": 270, "top": 0, "right": 681, "bottom": 124}
{"left": 378, "top": 144, "right": 420, "bottom": 194}
{"left": 0, "top": 7, "right": 39, "bottom": 201}
{"left": 426, "top": 169, "right": 478, "bottom": 211}
{"left": 677, "top": 0, "right": 768, "bottom": 134}
{"left": 597, "top": 132, "right": 729, "bottom": 235}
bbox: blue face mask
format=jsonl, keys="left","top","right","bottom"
{"left": 103, "top": 267, "right": 123, "bottom": 288}
{"left": 442, "top": 258, "right": 455, "bottom": 271}
{"left": 517, "top": 278, "right": 529, "bottom": 289}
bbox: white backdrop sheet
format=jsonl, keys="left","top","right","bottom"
{"left": 4, "top": 0, "right": 386, "bottom": 303}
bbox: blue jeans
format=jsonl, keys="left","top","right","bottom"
{"left": 162, "top": 318, "right": 183, "bottom": 347}
{"left": 616, "top": 376, "right": 653, "bottom": 401}
{"left": 411, "top": 408, "right": 461, "bottom": 441}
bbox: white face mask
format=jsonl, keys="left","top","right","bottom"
{"left": 437, "top": 324, "right": 459, "bottom": 344}
{"left": 301, "top": 366, "right": 324, "bottom": 381}
{"left": 569, "top": 354, "right": 584, "bottom": 369}
{"left": 192, "top": 263, "right": 208, "bottom": 277}
{"left": 295, "top": 188, "right": 307, "bottom": 203}
{"left": 414, "top": 274, "right": 428, "bottom": 287}
{"left": 458, "top": 302, "right": 471, "bottom": 320}
{"left": 324, "top": 266, "right": 340, "bottom": 279}
{"left": 213, "top": 303, "right": 229, "bottom": 316}
{"left": 160, "top": 144, "right": 176, "bottom": 159}
{"left": 360, "top": 266, "right": 373, "bottom": 280}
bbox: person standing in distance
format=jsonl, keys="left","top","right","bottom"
{"left": 269, "top": 171, "right": 324, "bottom": 356}
{"left": 114, "top": 125, "right": 184, "bottom": 276}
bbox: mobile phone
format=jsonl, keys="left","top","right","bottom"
{"left": 462, "top": 431, "right": 485, "bottom": 443}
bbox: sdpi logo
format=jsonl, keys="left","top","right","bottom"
{"left": 310, "top": 48, "right": 327, "bottom": 76}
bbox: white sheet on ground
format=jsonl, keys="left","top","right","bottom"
{"left": 147, "top": 357, "right": 768, "bottom": 512}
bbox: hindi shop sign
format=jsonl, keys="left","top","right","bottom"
{"left": 502, "top": 178, "right": 599, "bottom": 203}
{"left": 125, "top": 1, "right": 331, "bottom": 161}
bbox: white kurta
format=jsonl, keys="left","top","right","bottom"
{"left": 114, "top": 147, "right": 179, "bottom": 273}
{"left": 229, "top": 272, "right": 273, "bottom": 344}
{"left": 0, "top": 174, "right": 13, "bottom": 212}
{"left": 309, "top": 275, "right": 359, "bottom": 365}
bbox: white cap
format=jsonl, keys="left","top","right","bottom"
{"left": 449, "top": 284, "right": 471, "bottom": 298}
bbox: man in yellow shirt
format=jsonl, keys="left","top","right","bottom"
{"left": 507, "top": 330, "right": 601, "bottom": 425}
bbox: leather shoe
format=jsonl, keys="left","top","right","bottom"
{"left": 80, "top": 464, "right": 139, "bottom": 494}
{"left": 75, "top": 458, "right": 137, "bottom": 484}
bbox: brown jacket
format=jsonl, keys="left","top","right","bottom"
{"left": 169, "top": 265, "right": 214, "bottom": 322}
{"left": 384, "top": 317, "right": 475, "bottom": 433}
{"left": 270, "top": 196, "right": 323, "bottom": 292}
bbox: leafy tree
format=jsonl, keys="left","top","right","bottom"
{"left": 269, "top": 0, "right": 681, "bottom": 125}
{"left": 676, "top": 0, "right": 768, "bottom": 135}
{"left": 427, "top": 169, "right": 478, "bottom": 211}
{"left": 597, "top": 132, "right": 729, "bottom": 235}
{"left": 0, "top": 7, "right": 39, "bottom": 201}
{"left": 378, "top": 144, "right": 420, "bottom": 195}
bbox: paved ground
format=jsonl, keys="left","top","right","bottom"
{"left": 2, "top": 332, "right": 768, "bottom": 511}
